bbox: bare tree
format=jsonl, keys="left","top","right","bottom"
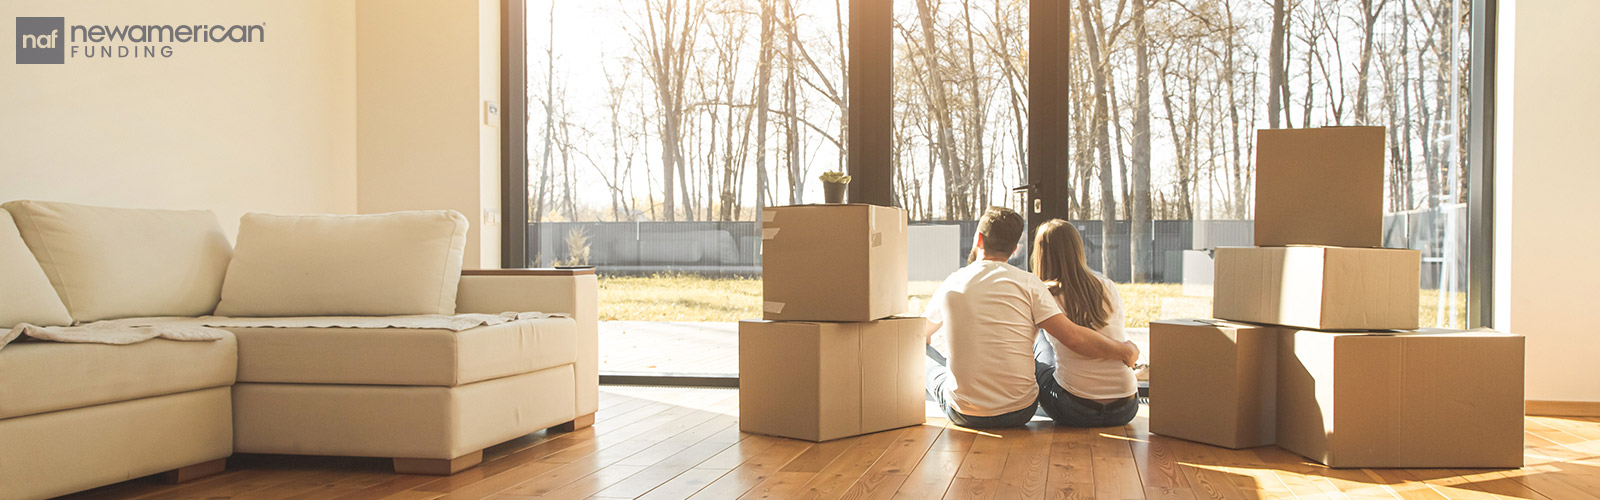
{"left": 632, "top": 0, "right": 704, "bottom": 221}
{"left": 1129, "top": 0, "right": 1153, "bottom": 282}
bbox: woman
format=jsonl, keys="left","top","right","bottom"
{"left": 1030, "top": 219, "right": 1139, "bottom": 427}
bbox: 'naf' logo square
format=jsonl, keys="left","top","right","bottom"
{"left": 16, "top": 17, "right": 66, "bottom": 64}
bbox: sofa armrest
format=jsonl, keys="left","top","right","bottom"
{"left": 457, "top": 269, "right": 598, "bottom": 417}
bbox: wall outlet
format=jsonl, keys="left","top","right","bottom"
{"left": 484, "top": 100, "right": 500, "bottom": 127}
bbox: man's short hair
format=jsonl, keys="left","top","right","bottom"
{"left": 976, "top": 206, "right": 1024, "bottom": 257}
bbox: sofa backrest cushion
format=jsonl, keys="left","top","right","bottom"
{"left": 0, "top": 210, "right": 73, "bottom": 328}
{"left": 2, "top": 201, "right": 233, "bottom": 323}
{"left": 215, "top": 210, "right": 468, "bottom": 317}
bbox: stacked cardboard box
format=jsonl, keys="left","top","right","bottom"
{"left": 1151, "top": 127, "right": 1525, "bottom": 468}
{"left": 739, "top": 204, "right": 927, "bottom": 442}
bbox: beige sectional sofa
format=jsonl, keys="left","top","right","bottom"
{"left": 0, "top": 202, "right": 597, "bottom": 500}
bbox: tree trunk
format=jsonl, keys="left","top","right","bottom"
{"left": 1077, "top": 0, "right": 1118, "bottom": 278}
{"left": 754, "top": 0, "right": 773, "bottom": 217}
{"left": 1355, "top": 0, "right": 1387, "bottom": 125}
{"left": 1267, "top": 0, "right": 1289, "bottom": 129}
{"left": 535, "top": 2, "right": 557, "bottom": 223}
{"left": 913, "top": 0, "right": 962, "bottom": 219}
{"left": 1130, "top": 0, "right": 1153, "bottom": 283}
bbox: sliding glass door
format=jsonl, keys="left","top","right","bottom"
{"left": 503, "top": 0, "right": 1495, "bottom": 381}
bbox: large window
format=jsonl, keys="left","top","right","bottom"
{"left": 509, "top": 0, "right": 1488, "bottom": 379}
{"left": 522, "top": 0, "right": 852, "bottom": 377}
{"left": 1061, "top": 0, "right": 1475, "bottom": 329}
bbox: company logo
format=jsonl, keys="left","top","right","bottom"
{"left": 14, "top": 17, "right": 265, "bottom": 64}
{"left": 16, "top": 17, "right": 64, "bottom": 64}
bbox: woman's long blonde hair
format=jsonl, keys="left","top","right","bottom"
{"left": 1031, "top": 219, "right": 1112, "bottom": 331}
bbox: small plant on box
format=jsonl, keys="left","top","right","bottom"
{"left": 819, "top": 171, "right": 850, "bottom": 204}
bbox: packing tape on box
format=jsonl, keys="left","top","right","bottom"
{"left": 871, "top": 232, "right": 883, "bottom": 248}
{"left": 762, "top": 209, "right": 777, "bottom": 222}
{"left": 763, "top": 301, "right": 785, "bottom": 313}
{"left": 761, "top": 228, "right": 780, "bottom": 240}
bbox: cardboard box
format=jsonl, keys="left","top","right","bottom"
{"left": 1214, "top": 246, "right": 1421, "bottom": 331}
{"left": 738, "top": 318, "right": 926, "bottom": 442}
{"left": 761, "top": 204, "right": 908, "bottom": 322}
{"left": 1255, "top": 127, "right": 1386, "bottom": 247}
{"left": 1277, "top": 329, "right": 1525, "bottom": 468}
{"left": 1149, "top": 319, "right": 1280, "bottom": 449}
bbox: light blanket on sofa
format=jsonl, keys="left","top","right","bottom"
{"left": 0, "top": 312, "right": 568, "bottom": 352}
{"left": 0, "top": 318, "right": 229, "bottom": 351}
{"left": 195, "top": 312, "right": 568, "bottom": 331}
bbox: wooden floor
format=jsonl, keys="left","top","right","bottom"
{"left": 65, "top": 386, "right": 1600, "bottom": 500}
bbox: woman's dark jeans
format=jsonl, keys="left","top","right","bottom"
{"left": 1033, "top": 334, "right": 1139, "bottom": 427}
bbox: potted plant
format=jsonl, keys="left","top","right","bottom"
{"left": 819, "top": 171, "right": 850, "bottom": 204}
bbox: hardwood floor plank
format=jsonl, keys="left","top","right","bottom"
{"left": 1166, "top": 439, "right": 1253, "bottom": 500}
{"left": 591, "top": 433, "right": 742, "bottom": 498}
{"left": 1127, "top": 417, "right": 1190, "bottom": 491}
{"left": 837, "top": 474, "right": 909, "bottom": 500}
{"left": 866, "top": 424, "right": 947, "bottom": 475}
{"left": 953, "top": 427, "right": 1015, "bottom": 480}
{"left": 994, "top": 424, "right": 1054, "bottom": 500}
{"left": 49, "top": 388, "right": 1600, "bottom": 500}
{"left": 1250, "top": 446, "right": 1348, "bottom": 500}
{"left": 891, "top": 449, "right": 968, "bottom": 499}
{"left": 735, "top": 471, "right": 818, "bottom": 500}
{"left": 1044, "top": 425, "right": 1095, "bottom": 500}
{"left": 695, "top": 435, "right": 784, "bottom": 470}
{"left": 942, "top": 478, "right": 1000, "bottom": 500}
{"left": 1438, "top": 469, "right": 1555, "bottom": 500}
{"left": 633, "top": 468, "right": 730, "bottom": 500}
{"left": 1364, "top": 469, "right": 1452, "bottom": 500}
{"left": 792, "top": 427, "right": 909, "bottom": 500}
{"left": 781, "top": 437, "right": 865, "bottom": 473}
{"left": 685, "top": 438, "right": 814, "bottom": 500}
{"left": 523, "top": 464, "right": 648, "bottom": 500}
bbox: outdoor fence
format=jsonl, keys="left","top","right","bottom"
{"left": 530, "top": 205, "right": 1466, "bottom": 290}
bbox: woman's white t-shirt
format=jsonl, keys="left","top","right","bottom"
{"left": 1044, "top": 274, "right": 1138, "bottom": 400}
{"left": 924, "top": 260, "right": 1064, "bottom": 417}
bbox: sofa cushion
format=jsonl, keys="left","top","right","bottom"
{"left": 215, "top": 211, "right": 468, "bottom": 317}
{"left": 0, "top": 334, "right": 238, "bottom": 419}
{"left": 2, "top": 201, "right": 233, "bottom": 323}
{"left": 227, "top": 317, "right": 577, "bottom": 386}
{"left": 0, "top": 210, "right": 72, "bottom": 328}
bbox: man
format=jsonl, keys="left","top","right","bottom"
{"left": 922, "top": 207, "right": 1140, "bottom": 428}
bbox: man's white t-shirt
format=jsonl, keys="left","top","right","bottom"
{"left": 1044, "top": 274, "right": 1138, "bottom": 400}
{"left": 924, "top": 260, "right": 1063, "bottom": 417}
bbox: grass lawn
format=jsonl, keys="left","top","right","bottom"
{"left": 599, "top": 273, "right": 1466, "bottom": 328}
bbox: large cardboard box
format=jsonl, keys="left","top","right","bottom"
{"left": 1149, "top": 319, "right": 1280, "bottom": 449}
{"left": 761, "top": 204, "right": 908, "bottom": 322}
{"left": 1214, "top": 246, "right": 1421, "bottom": 331}
{"left": 738, "top": 318, "right": 927, "bottom": 442}
{"left": 1255, "top": 127, "right": 1386, "bottom": 247}
{"left": 1277, "top": 329, "right": 1525, "bottom": 468}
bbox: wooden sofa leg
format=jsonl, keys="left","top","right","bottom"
{"left": 393, "top": 450, "right": 483, "bottom": 475}
{"left": 551, "top": 413, "right": 596, "bottom": 433}
{"left": 163, "top": 458, "right": 226, "bottom": 484}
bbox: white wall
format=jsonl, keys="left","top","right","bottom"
{"left": 1496, "top": 0, "right": 1600, "bottom": 403}
{"left": 0, "top": 1, "right": 358, "bottom": 237}
{"left": 355, "top": 0, "right": 501, "bottom": 269}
